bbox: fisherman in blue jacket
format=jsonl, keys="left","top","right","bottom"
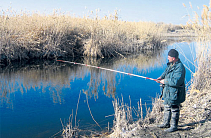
{"left": 156, "top": 49, "right": 186, "bottom": 132}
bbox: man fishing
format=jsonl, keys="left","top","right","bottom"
{"left": 156, "top": 49, "right": 186, "bottom": 132}
{"left": 57, "top": 49, "right": 185, "bottom": 133}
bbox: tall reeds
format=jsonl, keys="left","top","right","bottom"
{"left": 0, "top": 9, "right": 168, "bottom": 63}
{"left": 179, "top": 1, "right": 211, "bottom": 127}
{"left": 183, "top": 1, "right": 211, "bottom": 92}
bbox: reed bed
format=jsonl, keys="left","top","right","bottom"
{"left": 178, "top": 1, "right": 211, "bottom": 128}
{"left": 0, "top": 9, "right": 168, "bottom": 63}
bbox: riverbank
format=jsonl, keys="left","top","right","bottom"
{"left": 129, "top": 120, "right": 211, "bottom": 138}
{"left": 1, "top": 10, "right": 197, "bottom": 65}
{"left": 0, "top": 10, "right": 164, "bottom": 62}
{"left": 104, "top": 88, "right": 211, "bottom": 138}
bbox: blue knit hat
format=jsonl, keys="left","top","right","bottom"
{"left": 168, "top": 49, "right": 179, "bottom": 58}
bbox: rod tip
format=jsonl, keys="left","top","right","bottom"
{"left": 56, "top": 60, "right": 64, "bottom": 62}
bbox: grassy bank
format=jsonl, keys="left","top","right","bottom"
{"left": 0, "top": 10, "right": 168, "bottom": 63}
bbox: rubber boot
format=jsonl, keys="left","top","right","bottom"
{"left": 157, "top": 105, "right": 171, "bottom": 128}
{"left": 165, "top": 106, "right": 180, "bottom": 132}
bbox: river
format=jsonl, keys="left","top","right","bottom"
{"left": 0, "top": 41, "right": 196, "bottom": 138}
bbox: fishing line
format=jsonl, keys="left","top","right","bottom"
{"left": 56, "top": 60, "right": 158, "bottom": 82}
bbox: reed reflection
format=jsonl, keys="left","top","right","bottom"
{"left": 82, "top": 48, "right": 166, "bottom": 98}
{"left": 0, "top": 60, "right": 77, "bottom": 107}
{"left": 0, "top": 48, "right": 165, "bottom": 108}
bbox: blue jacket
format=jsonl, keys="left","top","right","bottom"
{"left": 160, "top": 59, "right": 186, "bottom": 105}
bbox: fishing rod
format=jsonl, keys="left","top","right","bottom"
{"left": 56, "top": 60, "right": 159, "bottom": 82}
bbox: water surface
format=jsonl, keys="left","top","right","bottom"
{"left": 0, "top": 42, "right": 196, "bottom": 138}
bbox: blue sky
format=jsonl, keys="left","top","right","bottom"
{"left": 0, "top": 0, "right": 210, "bottom": 25}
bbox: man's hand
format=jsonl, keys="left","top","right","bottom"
{"left": 160, "top": 79, "right": 165, "bottom": 84}
{"left": 156, "top": 77, "right": 162, "bottom": 83}
{"left": 156, "top": 77, "right": 164, "bottom": 84}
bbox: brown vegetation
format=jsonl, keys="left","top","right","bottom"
{"left": 0, "top": 9, "right": 168, "bottom": 64}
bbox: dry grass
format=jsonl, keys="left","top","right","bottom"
{"left": 107, "top": 96, "right": 164, "bottom": 138}
{"left": 182, "top": 1, "right": 211, "bottom": 93}
{"left": 179, "top": 0, "right": 211, "bottom": 128}
{"left": 109, "top": 97, "right": 143, "bottom": 137}
{"left": 0, "top": 11, "right": 86, "bottom": 61}
{"left": 180, "top": 89, "right": 211, "bottom": 128}
{"left": 0, "top": 9, "right": 168, "bottom": 63}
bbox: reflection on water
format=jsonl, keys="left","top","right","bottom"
{"left": 0, "top": 48, "right": 166, "bottom": 108}
{"left": 3, "top": 43, "right": 199, "bottom": 137}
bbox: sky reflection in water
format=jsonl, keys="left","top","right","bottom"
{"left": 0, "top": 42, "right": 196, "bottom": 138}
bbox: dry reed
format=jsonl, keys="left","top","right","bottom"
{"left": 0, "top": 9, "right": 168, "bottom": 63}
{"left": 179, "top": 0, "right": 211, "bottom": 127}
{"left": 182, "top": 1, "right": 211, "bottom": 93}
{"left": 108, "top": 96, "right": 164, "bottom": 137}
{"left": 109, "top": 97, "right": 142, "bottom": 137}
